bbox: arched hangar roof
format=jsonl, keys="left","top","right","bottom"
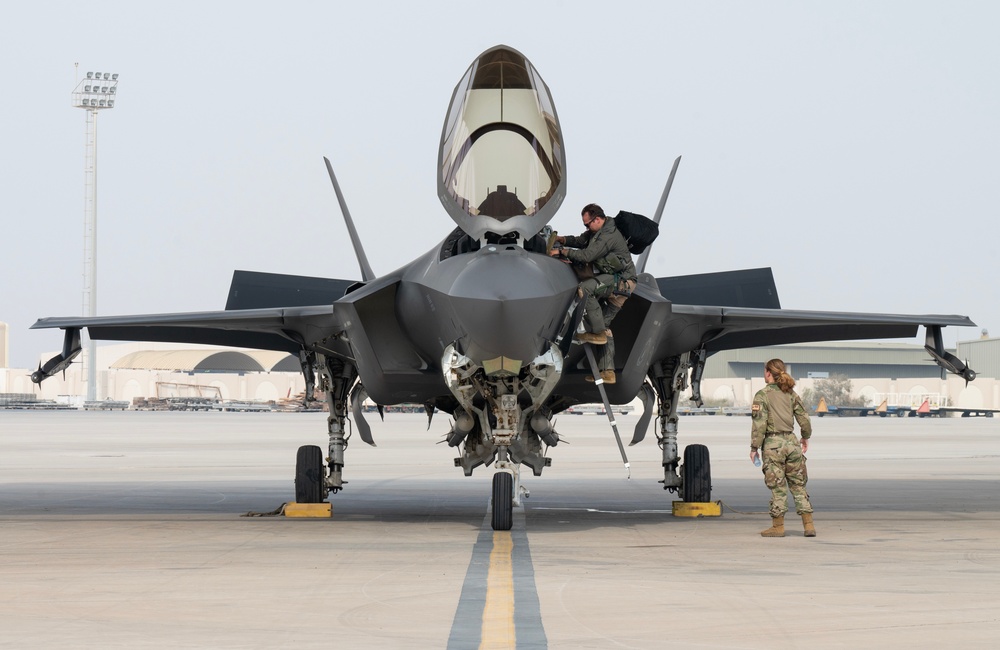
{"left": 111, "top": 349, "right": 297, "bottom": 373}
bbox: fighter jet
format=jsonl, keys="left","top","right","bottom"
{"left": 32, "top": 45, "right": 976, "bottom": 530}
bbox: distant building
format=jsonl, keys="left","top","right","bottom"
{"left": 701, "top": 340, "right": 998, "bottom": 410}
{"left": 4, "top": 341, "right": 304, "bottom": 406}
{"left": 958, "top": 337, "right": 1000, "bottom": 381}
{"left": 704, "top": 341, "right": 946, "bottom": 380}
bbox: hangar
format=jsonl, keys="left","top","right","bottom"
{"left": 110, "top": 348, "right": 300, "bottom": 374}
{"left": 3, "top": 341, "right": 305, "bottom": 405}
{"left": 700, "top": 338, "right": 999, "bottom": 411}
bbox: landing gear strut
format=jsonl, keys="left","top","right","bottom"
{"left": 442, "top": 343, "right": 561, "bottom": 531}
{"left": 315, "top": 353, "right": 358, "bottom": 497}
{"left": 649, "top": 351, "right": 712, "bottom": 500}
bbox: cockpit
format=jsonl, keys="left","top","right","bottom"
{"left": 437, "top": 46, "right": 567, "bottom": 247}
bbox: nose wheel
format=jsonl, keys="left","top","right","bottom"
{"left": 491, "top": 472, "right": 514, "bottom": 530}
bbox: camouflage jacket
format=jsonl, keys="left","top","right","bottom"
{"left": 750, "top": 383, "right": 812, "bottom": 450}
{"left": 563, "top": 218, "right": 637, "bottom": 280}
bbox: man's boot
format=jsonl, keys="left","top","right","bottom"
{"left": 801, "top": 512, "right": 816, "bottom": 537}
{"left": 574, "top": 331, "right": 607, "bottom": 345}
{"left": 585, "top": 370, "right": 616, "bottom": 384}
{"left": 760, "top": 516, "right": 785, "bottom": 537}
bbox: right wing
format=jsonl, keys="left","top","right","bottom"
{"left": 31, "top": 270, "right": 442, "bottom": 403}
{"left": 31, "top": 305, "right": 344, "bottom": 355}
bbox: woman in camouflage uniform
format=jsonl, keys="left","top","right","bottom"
{"left": 749, "top": 358, "right": 816, "bottom": 538}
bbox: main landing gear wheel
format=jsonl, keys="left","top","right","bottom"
{"left": 492, "top": 472, "right": 514, "bottom": 531}
{"left": 681, "top": 444, "right": 712, "bottom": 502}
{"left": 295, "top": 445, "right": 324, "bottom": 503}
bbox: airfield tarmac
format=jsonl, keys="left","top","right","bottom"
{"left": 0, "top": 411, "right": 998, "bottom": 649}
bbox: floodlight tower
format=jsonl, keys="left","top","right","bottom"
{"left": 72, "top": 69, "right": 119, "bottom": 402}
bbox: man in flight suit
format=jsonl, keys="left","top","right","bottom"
{"left": 549, "top": 204, "right": 637, "bottom": 383}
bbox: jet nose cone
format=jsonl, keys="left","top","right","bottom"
{"left": 449, "top": 247, "right": 577, "bottom": 364}
{"left": 438, "top": 45, "right": 566, "bottom": 243}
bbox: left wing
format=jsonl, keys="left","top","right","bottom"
{"left": 674, "top": 303, "right": 974, "bottom": 353}
{"left": 583, "top": 281, "right": 976, "bottom": 404}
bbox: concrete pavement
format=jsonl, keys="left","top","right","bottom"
{"left": 1, "top": 411, "right": 997, "bottom": 648}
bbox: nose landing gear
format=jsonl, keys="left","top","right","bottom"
{"left": 491, "top": 469, "right": 514, "bottom": 530}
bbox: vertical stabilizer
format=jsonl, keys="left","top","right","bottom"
{"left": 635, "top": 155, "right": 681, "bottom": 275}
{"left": 324, "top": 157, "right": 375, "bottom": 282}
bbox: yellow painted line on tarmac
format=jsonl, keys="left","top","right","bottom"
{"left": 449, "top": 509, "right": 545, "bottom": 648}
{"left": 479, "top": 531, "right": 515, "bottom": 649}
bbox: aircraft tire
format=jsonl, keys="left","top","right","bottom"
{"left": 491, "top": 472, "right": 513, "bottom": 531}
{"left": 681, "top": 444, "right": 712, "bottom": 503}
{"left": 295, "top": 445, "right": 324, "bottom": 504}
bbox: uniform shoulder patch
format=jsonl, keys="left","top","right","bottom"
{"left": 751, "top": 403, "right": 761, "bottom": 414}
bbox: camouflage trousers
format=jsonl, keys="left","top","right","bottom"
{"left": 761, "top": 432, "right": 813, "bottom": 517}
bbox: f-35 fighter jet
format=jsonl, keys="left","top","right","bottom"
{"left": 32, "top": 45, "right": 976, "bottom": 530}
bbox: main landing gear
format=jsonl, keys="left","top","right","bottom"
{"left": 295, "top": 445, "right": 325, "bottom": 503}
{"left": 289, "top": 348, "right": 714, "bottom": 524}
{"left": 649, "top": 351, "right": 713, "bottom": 503}
{"left": 291, "top": 353, "right": 363, "bottom": 507}
{"left": 681, "top": 443, "right": 712, "bottom": 502}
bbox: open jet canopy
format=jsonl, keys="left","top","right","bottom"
{"left": 438, "top": 45, "right": 566, "bottom": 244}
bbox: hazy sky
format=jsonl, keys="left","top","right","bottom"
{"left": 3, "top": 1, "right": 997, "bottom": 369}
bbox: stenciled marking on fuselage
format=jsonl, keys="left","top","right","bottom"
{"left": 448, "top": 508, "right": 546, "bottom": 649}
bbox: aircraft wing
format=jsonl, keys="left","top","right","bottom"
{"left": 31, "top": 306, "right": 346, "bottom": 355}
{"left": 647, "top": 267, "right": 974, "bottom": 355}
{"left": 676, "top": 304, "right": 975, "bottom": 352}
{"left": 585, "top": 281, "right": 977, "bottom": 405}
{"left": 30, "top": 268, "right": 438, "bottom": 401}
{"left": 29, "top": 305, "right": 354, "bottom": 386}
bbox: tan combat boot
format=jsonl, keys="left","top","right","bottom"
{"left": 760, "top": 515, "right": 785, "bottom": 537}
{"left": 585, "top": 370, "right": 617, "bottom": 384}
{"left": 802, "top": 512, "right": 816, "bottom": 537}
{"left": 574, "top": 331, "right": 608, "bottom": 345}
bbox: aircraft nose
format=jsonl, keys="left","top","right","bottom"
{"left": 449, "top": 247, "right": 577, "bottom": 365}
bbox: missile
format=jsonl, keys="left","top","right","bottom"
{"left": 31, "top": 328, "right": 82, "bottom": 384}
{"left": 924, "top": 325, "right": 976, "bottom": 382}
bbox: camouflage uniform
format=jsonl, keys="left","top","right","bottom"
{"left": 562, "top": 218, "right": 636, "bottom": 370}
{"left": 751, "top": 384, "right": 813, "bottom": 518}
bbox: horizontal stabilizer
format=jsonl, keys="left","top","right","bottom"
{"left": 226, "top": 270, "right": 356, "bottom": 310}
{"left": 657, "top": 267, "right": 780, "bottom": 309}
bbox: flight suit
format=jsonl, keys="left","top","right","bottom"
{"left": 562, "top": 218, "right": 636, "bottom": 370}
{"left": 751, "top": 383, "right": 813, "bottom": 518}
